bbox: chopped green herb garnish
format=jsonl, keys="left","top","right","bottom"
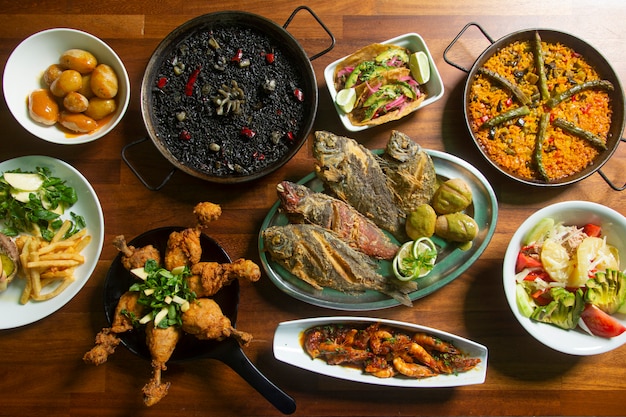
{"left": 129, "top": 259, "right": 197, "bottom": 328}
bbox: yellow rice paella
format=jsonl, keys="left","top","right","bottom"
{"left": 468, "top": 32, "right": 613, "bottom": 182}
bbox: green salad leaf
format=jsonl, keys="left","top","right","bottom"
{"left": 0, "top": 166, "right": 84, "bottom": 241}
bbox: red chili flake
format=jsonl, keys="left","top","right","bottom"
{"left": 265, "top": 51, "right": 275, "bottom": 64}
{"left": 179, "top": 130, "right": 191, "bottom": 141}
{"left": 231, "top": 48, "right": 243, "bottom": 62}
{"left": 276, "top": 109, "right": 283, "bottom": 115}
{"left": 157, "top": 77, "right": 168, "bottom": 89}
{"left": 253, "top": 151, "right": 265, "bottom": 160}
{"left": 185, "top": 67, "right": 201, "bottom": 96}
{"left": 241, "top": 127, "right": 256, "bottom": 139}
{"left": 286, "top": 131, "right": 295, "bottom": 141}
{"left": 581, "top": 103, "right": 592, "bottom": 114}
{"left": 293, "top": 88, "right": 304, "bottom": 102}
{"left": 505, "top": 97, "right": 513, "bottom": 107}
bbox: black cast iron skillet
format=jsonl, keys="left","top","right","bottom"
{"left": 444, "top": 22, "right": 626, "bottom": 190}
{"left": 103, "top": 227, "right": 296, "bottom": 414}
{"left": 123, "top": 6, "right": 334, "bottom": 190}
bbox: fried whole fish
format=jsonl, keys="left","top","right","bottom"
{"left": 381, "top": 130, "right": 438, "bottom": 215}
{"left": 313, "top": 131, "right": 404, "bottom": 237}
{"left": 262, "top": 224, "right": 416, "bottom": 306}
{"left": 276, "top": 181, "right": 399, "bottom": 260}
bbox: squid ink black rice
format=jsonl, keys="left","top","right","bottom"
{"left": 150, "top": 24, "right": 308, "bottom": 177}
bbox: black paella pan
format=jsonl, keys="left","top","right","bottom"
{"left": 126, "top": 7, "right": 334, "bottom": 189}
{"left": 444, "top": 23, "right": 626, "bottom": 189}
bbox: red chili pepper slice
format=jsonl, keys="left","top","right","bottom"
{"left": 293, "top": 88, "right": 304, "bottom": 102}
{"left": 157, "top": 77, "right": 168, "bottom": 89}
{"left": 241, "top": 127, "right": 256, "bottom": 139}
{"left": 253, "top": 151, "right": 265, "bottom": 160}
{"left": 185, "top": 67, "right": 201, "bottom": 96}
{"left": 179, "top": 130, "right": 191, "bottom": 141}
{"left": 231, "top": 49, "right": 243, "bottom": 62}
{"left": 286, "top": 131, "right": 295, "bottom": 141}
{"left": 265, "top": 52, "right": 275, "bottom": 64}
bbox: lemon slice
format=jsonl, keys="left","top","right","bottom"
{"left": 335, "top": 88, "right": 357, "bottom": 113}
{"left": 409, "top": 51, "right": 430, "bottom": 84}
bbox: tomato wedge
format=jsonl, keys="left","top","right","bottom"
{"left": 515, "top": 251, "right": 543, "bottom": 273}
{"left": 580, "top": 304, "right": 626, "bottom": 338}
{"left": 583, "top": 223, "right": 602, "bottom": 238}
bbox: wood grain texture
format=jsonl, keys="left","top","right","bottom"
{"left": 1, "top": 0, "right": 625, "bottom": 415}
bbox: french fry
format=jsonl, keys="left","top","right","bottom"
{"left": 17, "top": 226, "right": 92, "bottom": 304}
{"left": 50, "top": 220, "right": 72, "bottom": 243}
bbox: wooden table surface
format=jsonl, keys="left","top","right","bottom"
{"left": 1, "top": 0, "right": 626, "bottom": 416}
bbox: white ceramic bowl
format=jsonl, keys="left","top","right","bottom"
{"left": 3, "top": 28, "right": 130, "bottom": 144}
{"left": 502, "top": 201, "right": 626, "bottom": 355}
{"left": 324, "top": 33, "right": 444, "bottom": 132}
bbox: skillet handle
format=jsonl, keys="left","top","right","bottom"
{"left": 597, "top": 137, "right": 626, "bottom": 191}
{"left": 218, "top": 340, "right": 296, "bottom": 414}
{"left": 443, "top": 22, "right": 495, "bottom": 73}
{"left": 121, "top": 138, "right": 176, "bottom": 191}
{"left": 283, "top": 5, "right": 335, "bottom": 61}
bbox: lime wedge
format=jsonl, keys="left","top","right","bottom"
{"left": 409, "top": 51, "right": 430, "bottom": 84}
{"left": 335, "top": 88, "right": 357, "bottom": 113}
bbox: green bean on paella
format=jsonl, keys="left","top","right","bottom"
{"left": 468, "top": 32, "right": 613, "bottom": 182}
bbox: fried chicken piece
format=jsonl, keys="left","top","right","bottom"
{"left": 83, "top": 328, "right": 121, "bottom": 366}
{"left": 193, "top": 202, "right": 222, "bottom": 227}
{"left": 142, "top": 323, "right": 183, "bottom": 407}
{"left": 187, "top": 258, "right": 261, "bottom": 297}
{"left": 113, "top": 235, "right": 161, "bottom": 270}
{"left": 111, "top": 291, "right": 144, "bottom": 333}
{"left": 181, "top": 298, "right": 252, "bottom": 346}
{"left": 83, "top": 291, "right": 144, "bottom": 365}
{"left": 164, "top": 228, "right": 202, "bottom": 271}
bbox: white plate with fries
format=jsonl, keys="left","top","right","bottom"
{"left": 0, "top": 155, "right": 104, "bottom": 329}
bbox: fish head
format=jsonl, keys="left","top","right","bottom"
{"left": 386, "top": 130, "right": 420, "bottom": 163}
{"left": 313, "top": 131, "right": 346, "bottom": 163}
{"left": 276, "top": 181, "right": 310, "bottom": 212}
{"left": 262, "top": 226, "right": 294, "bottom": 260}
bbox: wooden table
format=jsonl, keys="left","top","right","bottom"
{"left": 1, "top": 1, "right": 625, "bottom": 415}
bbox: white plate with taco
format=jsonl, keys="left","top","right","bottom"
{"left": 324, "top": 33, "right": 444, "bottom": 132}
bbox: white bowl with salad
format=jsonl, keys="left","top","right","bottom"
{"left": 503, "top": 201, "right": 626, "bottom": 355}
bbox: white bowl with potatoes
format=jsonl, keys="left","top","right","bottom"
{"left": 3, "top": 28, "right": 130, "bottom": 145}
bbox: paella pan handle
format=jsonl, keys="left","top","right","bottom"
{"left": 443, "top": 22, "right": 494, "bottom": 73}
{"left": 598, "top": 137, "right": 626, "bottom": 191}
{"left": 283, "top": 5, "right": 335, "bottom": 61}
{"left": 121, "top": 137, "right": 176, "bottom": 191}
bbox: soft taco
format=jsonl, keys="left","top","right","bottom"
{"left": 334, "top": 43, "right": 427, "bottom": 127}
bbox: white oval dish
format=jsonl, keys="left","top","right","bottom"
{"left": 3, "top": 28, "right": 130, "bottom": 144}
{"left": 324, "top": 33, "right": 444, "bottom": 132}
{"left": 0, "top": 155, "right": 104, "bottom": 329}
{"left": 273, "top": 317, "right": 488, "bottom": 387}
{"left": 502, "top": 201, "right": 626, "bottom": 355}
